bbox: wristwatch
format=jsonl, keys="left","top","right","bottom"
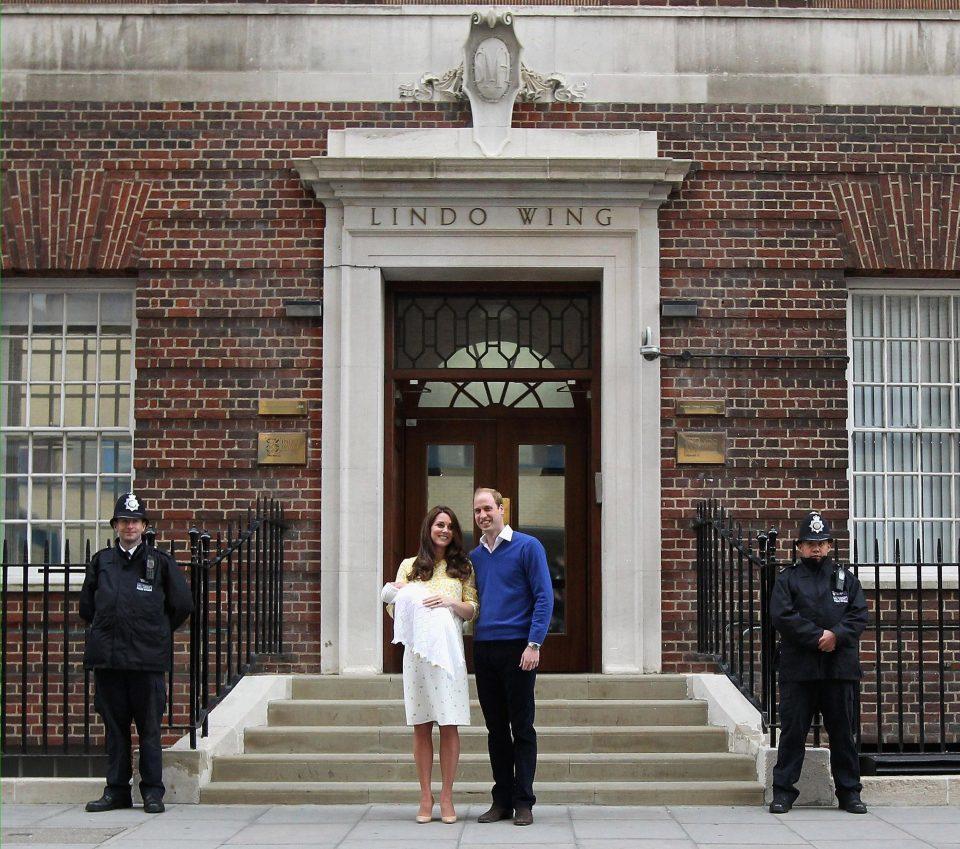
{"left": 527, "top": 642, "right": 541, "bottom": 651}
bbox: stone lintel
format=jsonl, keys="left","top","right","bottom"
{"left": 294, "top": 153, "right": 693, "bottom": 209}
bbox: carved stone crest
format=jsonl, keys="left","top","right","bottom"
{"left": 399, "top": 9, "right": 586, "bottom": 156}
{"left": 473, "top": 36, "right": 512, "bottom": 102}
{"left": 461, "top": 11, "right": 522, "bottom": 154}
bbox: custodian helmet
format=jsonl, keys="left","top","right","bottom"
{"left": 795, "top": 511, "right": 832, "bottom": 543}
{"left": 110, "top": 492, "right": 148, "bottom": 525}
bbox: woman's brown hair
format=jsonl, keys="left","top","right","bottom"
{"left": 409, "top": 505, "right": 473, "bottom": 582}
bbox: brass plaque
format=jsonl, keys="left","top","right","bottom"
{"left": 258, "top": 399, "right": 307, "bottom": 416}
{"left": 502, "top": 496, "right": 511, "bottom": 526}
{"left": 677, "top": 432, "right": 726, "bottom": 465}
{"left": 258, "top": 432, "right": 307, "bottom": 465}
{"left": 677, "top": 400, "right": 725, "bottom": 417}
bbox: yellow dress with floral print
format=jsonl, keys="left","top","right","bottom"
{"left": 390, "top": 556, "right": 478, "bottom": 726}
{"left": 388, "top": 557, "right": 479, "bottom": 620}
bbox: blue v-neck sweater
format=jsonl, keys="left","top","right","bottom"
{"left": 471, "top": 531, "right": 554, "bottom": 645}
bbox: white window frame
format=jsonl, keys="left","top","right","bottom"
{"left": 847, "top": 277, "right": 960, "bottom": 589}
{"left": 1, "top": 278, "right": 136, "bottom": 582}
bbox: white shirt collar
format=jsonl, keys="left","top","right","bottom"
{"left": 118, "top": 541, "right": 142, "bottom": 557}
{"left": 481, "top": 524, "right": 513, "bottom": 553}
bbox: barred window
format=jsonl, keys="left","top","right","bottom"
{"left": 1, "top": 284, "right": 135, "bottom": 564}
{"left": 849, "top": 284, "right": 960, "bottom": 562}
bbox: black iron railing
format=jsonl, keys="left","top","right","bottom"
{"left": 849, "top": 539, "right": 960, "bottom": 774}
{"left": 0, "top": 497, "right": 286, "bottom": 764}
{"left": 695, "top": 500, "right": 778, "bottom": 743}
{"left": 187, "top": 498, "right": 286, "bottom": 747}
{"left": 695, "top": 499, "right": 960, "bottom": 772}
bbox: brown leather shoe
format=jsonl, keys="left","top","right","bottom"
{"left": 513, "top": 807, "right": 533, "bottom": 826}
{"left": 477, "top": 804, "right": 513, "bottom": 823}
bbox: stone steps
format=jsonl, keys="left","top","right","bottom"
{"left": 267, "top": 698, "right": 707, "bottom": 727}
{"left": 290, "top": 674, "right": 690, "bottom": 701}
{"left": 200, "top": 675, "right": 765, "bottom": 806}
{"left": 211, "top": 751, "right": 758, "bottom": 783}
{"left": 242, "top": 724, "right": 732, "bottom": 754}
{"left": 202, "top": 779, "right": 765, "bottom": 806}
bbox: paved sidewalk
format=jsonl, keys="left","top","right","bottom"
{"left": 3, "top": 802, "right": 960, "bottom": 849}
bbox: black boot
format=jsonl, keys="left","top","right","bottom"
{"left": 839, "top": 795, "right": 868, "bottom": 814}
{"left": 143, "top": 796, "right": 166, "bottom": 814}
{"left": 768, "top": 796, "right": 793, "bottom": 814}
{"left": 85, "top": 791, "right": 133, "bottom": 813}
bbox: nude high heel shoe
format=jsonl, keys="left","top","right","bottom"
{"left": 416, "top": 796, "right": 435, "bottom": 823}
{"left": 439, "top": 796, "right": 457, "bottom": 824}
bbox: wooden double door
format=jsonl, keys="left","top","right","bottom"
{"left": 388, "top": 414, "right": 590, "bottom": 673}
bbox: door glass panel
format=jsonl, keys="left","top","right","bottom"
{"left": 426, "top": 444, "right": 476, "bottom": 549}
{"left": 518, "top": 444, "right": 566, "bottom": 635}
{"left": 418, "top": 381, "right": 574, "bottom": 409}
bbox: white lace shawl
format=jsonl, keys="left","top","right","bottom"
{"left": 381, "top": 582, "right": 465, "bottom": 676}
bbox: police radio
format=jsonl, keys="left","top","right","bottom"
{"left": 144, "top": 530, "right": 157, "bottom": 584}
{"left": 834, "top": 564, "right": 845, "bottom": 592}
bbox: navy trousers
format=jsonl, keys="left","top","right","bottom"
{"left": 473, "top": 638, "right": 538, "bottom": 810}
{"left": 94, "top": 669, "right": 167, "bottom": 801}
{"left": 772, "top": 679, "right": 862, "bottom": 804}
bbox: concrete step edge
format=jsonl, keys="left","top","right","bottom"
{"left": 201, "top": 780, "right": 765, "bottom": 805}
{"left": 217, "top": 751, "right": 754, "bottom": 764}
{"left": 271, "top": 698, "right": 704, "bottom": 707}
{"left": 246, "top": 724, "right": 726, "bottom": 734}
{"left": 289, "top": 674, "right": 692, "bottom": 682}
{"left": 203, "top": 779, "right": 764, "bottom": 791}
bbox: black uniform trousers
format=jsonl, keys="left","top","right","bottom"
{"left": 94, "top": 669, "right": 167, "bottom": 801}
{"left": 473, "top": 639, "right": 538, "bottom": 810}
{"left": 773, "top": 679, "right": 862, "bottom": 804}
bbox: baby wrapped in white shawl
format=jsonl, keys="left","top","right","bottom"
{"left": 381, "top": 582, "right": 466, "bottom": 676}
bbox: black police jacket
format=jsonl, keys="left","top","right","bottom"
{"left": 79, "top": 542, "right": 193, "bottom": 672}
{"left": 770, "top": 556, "right": 868, "bottom": 682}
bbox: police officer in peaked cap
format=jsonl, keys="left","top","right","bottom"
{"left": 768, "top": 511, "right": 869, "bottom": 815}
{"left": 80, "top": 493, "right": 193, "bottom": 814}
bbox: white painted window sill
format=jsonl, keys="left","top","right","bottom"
{"left": 850, "top": 565, "right": 960, "bottom": 591}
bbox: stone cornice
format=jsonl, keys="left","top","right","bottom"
{"left": 293, "top": 156, "right": 694, "bottom": 207}
{"left": 6, "top": 7, "right": 959, "bottom": 106}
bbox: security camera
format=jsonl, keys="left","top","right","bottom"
{"left": 640, "top": 326, "right": 661, "bottom": 361}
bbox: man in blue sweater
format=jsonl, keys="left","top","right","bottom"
{"left": 471, "top": 487, "right": 554, "bottom": 827}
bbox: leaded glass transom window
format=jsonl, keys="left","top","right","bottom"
{"left": 849, "top": 287, "right": 960, "bottom": 562}
{"left": 417, "top": 380, "right": 575, "bottom": 409}
{"left": 1, "top": 285, "right": 135, "bottom": 564}
{"left": 394, "top": 295, "right": 591, "bottom": 370}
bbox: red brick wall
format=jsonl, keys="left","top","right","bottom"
{"left": 2, "top": 101, "right": 959, "bottom": 680}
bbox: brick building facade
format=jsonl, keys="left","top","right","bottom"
{"left": 2, "top": 4, "right": 958, "bottom": 705}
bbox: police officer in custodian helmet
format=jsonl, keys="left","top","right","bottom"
{"left": 80, "top": 493, "right": 193, "bottom": 814}
{"left": 769, "top": 511, "right": 869, "bottom": 815}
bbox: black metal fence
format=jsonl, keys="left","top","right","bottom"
{"left": 695, "top": 501, "right": 779, "bottom": 741}
{"left": 695, "top": 499, "right": 960, "bottom": 773}
{"left": 0, "top": 497, "right": 286, "bottom": 766}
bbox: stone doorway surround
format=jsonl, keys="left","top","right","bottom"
{"left": 294, "top": 128, "right": 691, "bottom": 674}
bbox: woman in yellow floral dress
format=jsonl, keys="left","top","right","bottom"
{"left": 382, "top": 506, "right": 478, "bottom": 824}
